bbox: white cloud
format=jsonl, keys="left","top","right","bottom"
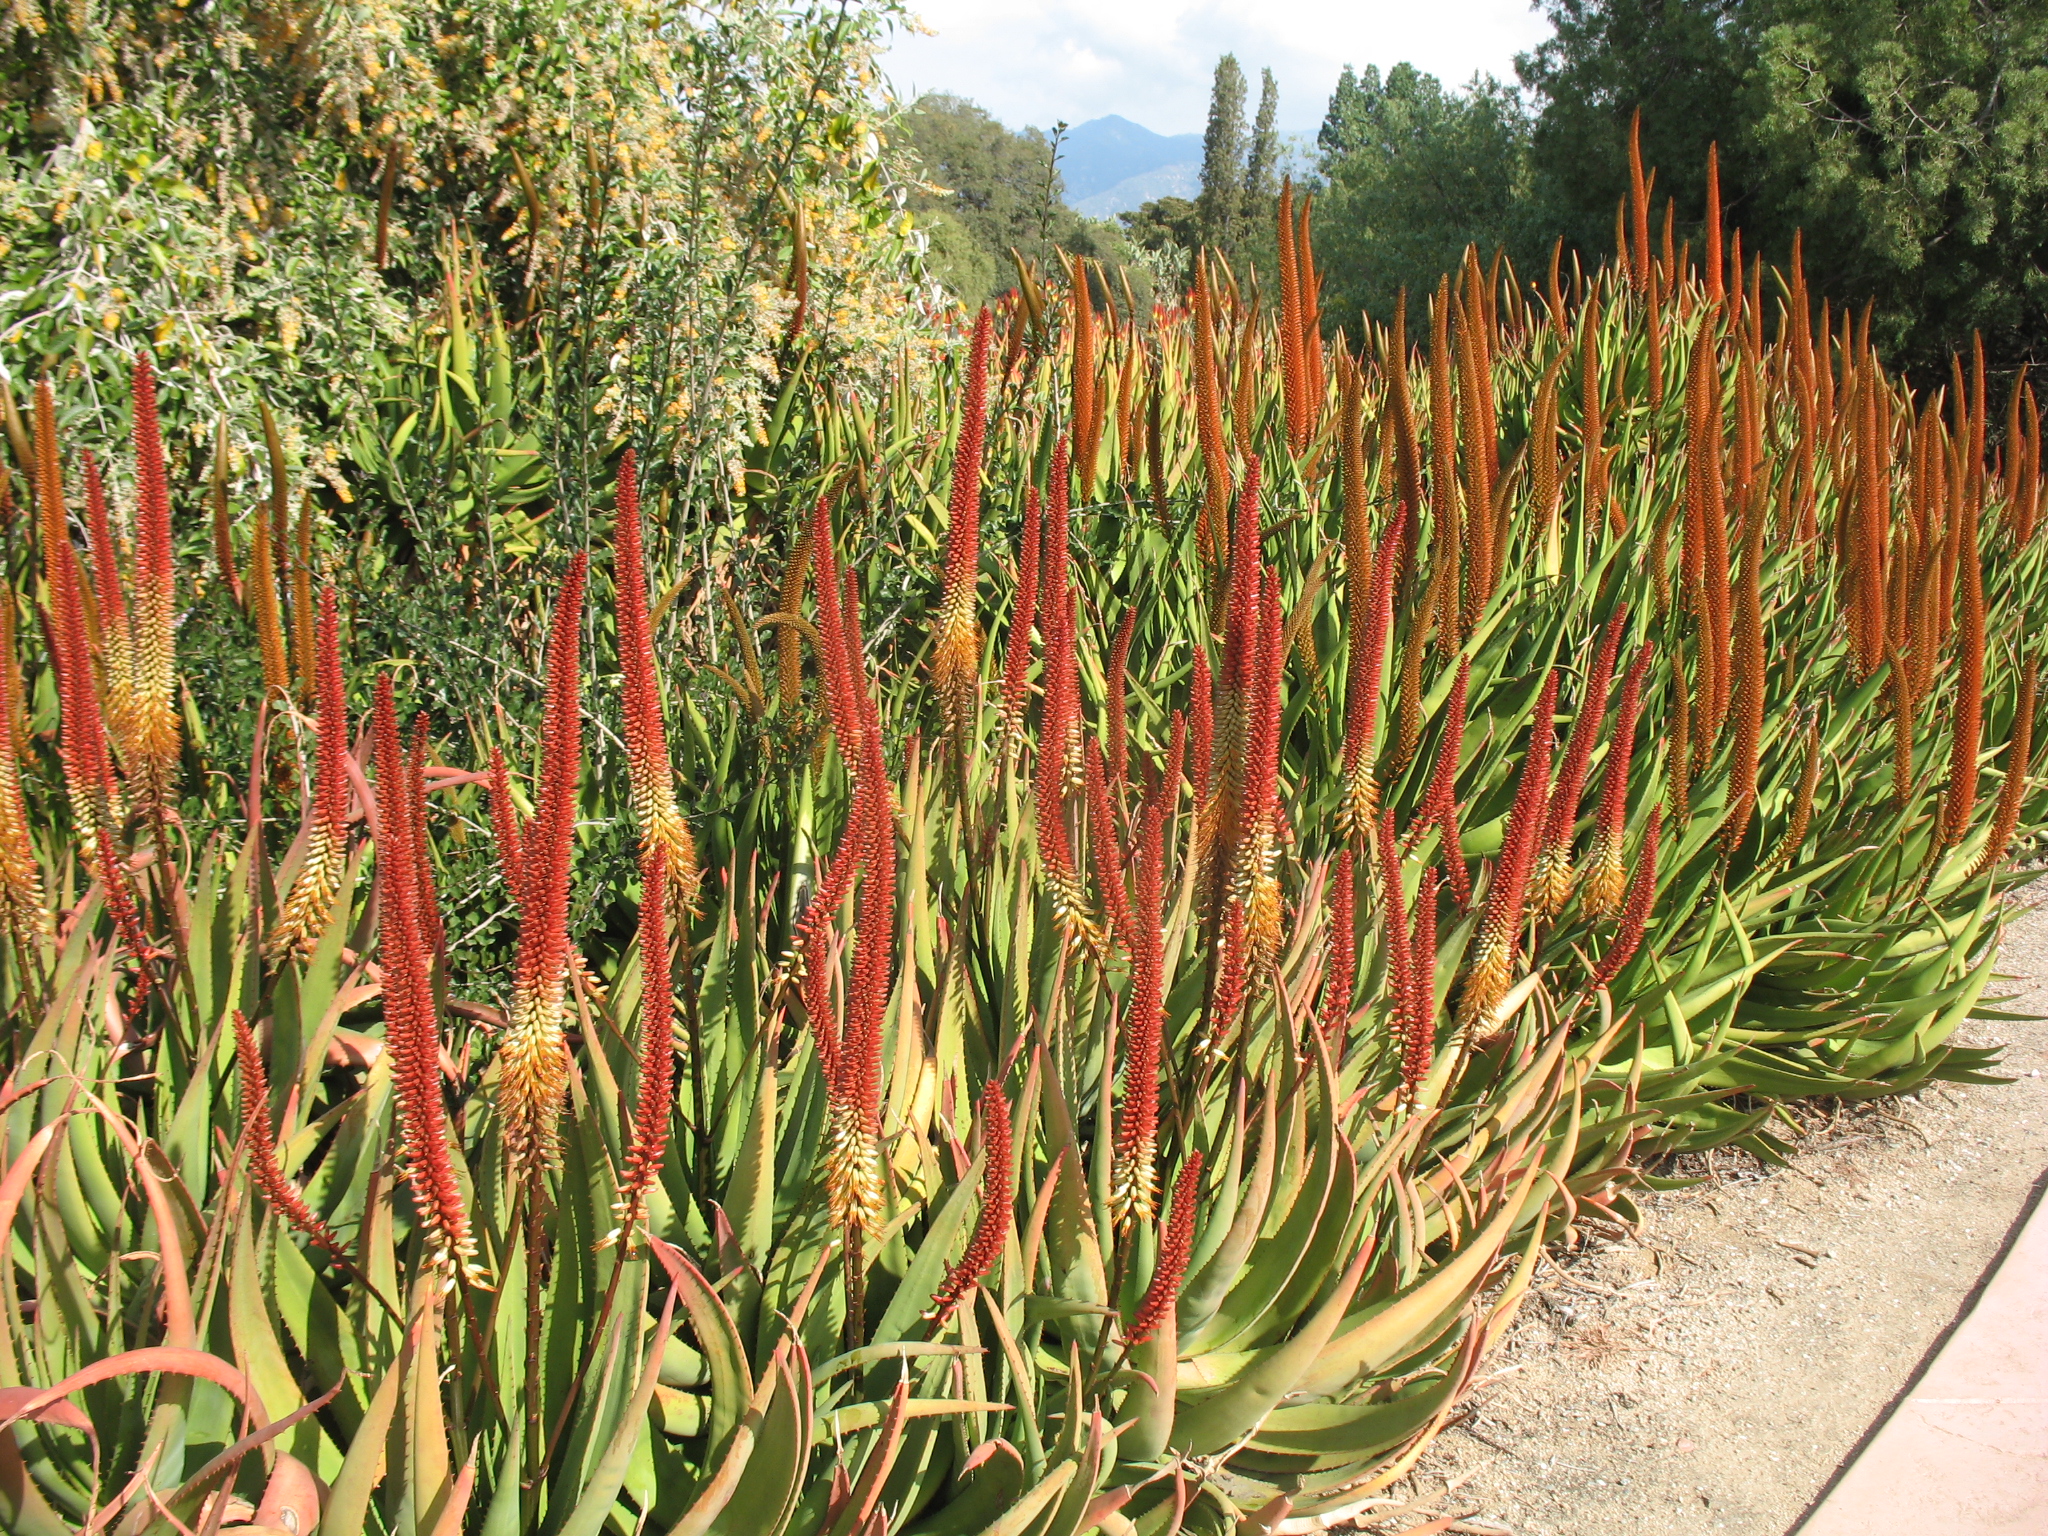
{"left": 884, "top": 1, "right": 1554, "bottom": 136}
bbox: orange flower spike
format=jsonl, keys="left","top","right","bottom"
{"left": 1942, "top": 487, "right": 1986, "bottom": 846}
{"left": 1427, "top": 279, "right": 1461, "bottom": 637}
{"left": 370, "top": 677, "right": 473, "bottom": 1278}
{"left": 1534, "top": 609, "right": 1625, "bottom": 915}
{"left": 232, "top": 1009, "right": 352, "bottom": 1263}
{"left": 613, "top": 451, "right": 700, "bottom": 911}
{"left": 933, "top": 306, "right": 995, "bottom": 737}
{"left": 1704, "top": 142, "right": 1724, "bottom": 303}
{"left": 1457, "top": 668, "right": 1558, "bottom": 1034}
{"left": 35, "top": 384, "right": 122, "bottom": 844}
{"left": 999, "top": 486, "right": 1042, "bottom": 739}
{"left": 1276, "top": 178, "right": 1306, "bottom": 452}
{"left": 1969, "top": 657, "right": 2037, "bottom": 880}
{"left": 0, "top": 600, "right": 44, "bottom": 944}
{"left": 1626, "top": 109, "right": 1651, "bottom": 293}
{"left": 1384, "top": 292, "right": 1426, "bottom": 556}
{"left": 81, "top": 452, "right": 136, "bottom": 752}
{"left": 1592, "top": 808, "right": 1661, "bottom": 990}
{"left": 1723, "top": 499, "right": 1768, "bottom": 854}
{"left": 929, "top": 1080, "right": 1015, "bottom": 1322}
{"left": 1339, "top": 514, "right": 1401, "bottom": 837}
{"left": 1128, "top": 1151, "right": 1203, "bottom": 1345}
{"left": 1191, "top": 257, "right": 1230, "bottom": 563}
{"left": 1298, "top": 194, "right": 1325, "bottom": 411}
{"left": 616, "top": 845, "right": 673, "bottom": 1239}
{"left": 1073, "top": 260, "right": 1103, "bottom": 498}
{"left": 1107, "top": 604, "right": 1136, "bottom": 789}
{"left": 499, "top": 552, "right": 589, "bottom": 1180}
{"left": 1581, "top": 650, "right": 1650, "bottom": 917}
{"left": 272, "top": 587, "right": 354, "bottom": 957}
{"left": 1112, "top": 793, "right": 1168, "bottom": 1225}
{"left": 129, "top": 354, "right": 179, "bottom": 800}
{"left": 1580, "top": 291, "right": 1608, "bottom": 536}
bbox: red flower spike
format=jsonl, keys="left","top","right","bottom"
{"left": 81, "top": 452, "right": 133, "bottom": 716}
{"left": 371, "top": 676, "right": 473, "bottom": 1278}
{"left": 1376, "top": 807, "right": 1412, "bottom": 1043}
{"left": 128, "top": 354, "right": 178, "bottom": 800}
{"left": 1161, "top": 710, "right": 1187, "bottom": 818}
{"left": 1085, "top": 738, "right": 1134, "bottom": 940}
{"left": 1205, "top": 901, "right": 1249, "bottom": 1060}
{"left": 487, "top": 745, "right": 528, "bottom": 912}
{"left": 1129, "top": 1151, "right": 1204, "bottom": 1345}
{"left": 1230, "top": 568, "right": 1286, "bottom": 972}
{"left": 1534, "top": 609, "right": 1625, "bottom": 914}
{"left": 1402, "top": 869, "right": 1441, "bottom": 1098}
{"left": 929, "top": 1079, "right": 1015, "bottom": 1323}
{"left": 1318, "top": 848, "right": 1357, "bottom": 1047}
{"left": 1112, "top": 797, "right": 1168, "bottom": 1226}
{"left": 1458, "top": 669, "right": 1558, "bottom": 1033}
{"left": 1222, "top": 456, "right": 1264, "bottom": 698}
{"left": 616, "top": 844, "right": 673, "bottom": 1237}
{"left": 1583, "top": 651, "right": 1651, "bottom": 917}
{"left": 500, "top": 552, "right": 588, "bottom": 1182}
{"left": 1190, "top": 647, "right": 1214, "bottom": 808}
{"left": 933, "top": 307, "right": 995, "bottom": 736}
{"left": 1592, "top": 808, "right": 1661, "bottom": 989}
{"left": 999, "top": 486, "right": 1043, "bottom": 738}
{"left": 1413, "top": 658, "right": 1472, "bottom": 910}
{"left": 613, "top": 452, "right": 700, "bottom": 910}
{"left": 406, "top": 714, "right": 445, "bottom": 964}
{"left": 273, "top": 587, "right": 354, "bottom": 956}
{"left": 233, "top": 1009, "right": 350, "bottom": 1262}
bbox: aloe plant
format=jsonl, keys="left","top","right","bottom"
{"left": 0, "top": 155, "right": 2040, "bottom": 1536}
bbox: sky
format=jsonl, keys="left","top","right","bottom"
{"left": 882, "top": 1, "right": 1556, "bottom": 138}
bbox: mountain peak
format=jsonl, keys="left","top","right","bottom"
{"left": 1057, "top": 116, "right": 1204, "bottom": 205}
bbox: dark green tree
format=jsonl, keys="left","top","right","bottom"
{"left": 1314, "top": 64, "right": 1538, "bottom": 326}
{"left": 1198, "top": 55, "right": 1250, "bottom": 255}
{"left": 1244, "top": 69, "right": 1282, "bottom": 230}
{"left": 1746, "top": 0, "right": 2048, "bottom": 372}
{"left": 1517, "top": 0, "right": 2048, "bottom": 373}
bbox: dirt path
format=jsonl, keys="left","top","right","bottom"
{"left": 1358, "top": 893, "right": 2048, "bottom": 1536}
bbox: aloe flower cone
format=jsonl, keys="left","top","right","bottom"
{"left": 1458, "top": 670, "right": 1558, "bottom": 1036}
{"left": 613, "top": 452, "right": 700, "bottom": 912}
{"left": 271, "top": 587, "right": 353, "bottom": 958}
{"left": 499, "top": 552, "right": 588, "bottom": 1184}
{"left": 932, "top": 306, "right": 994, "bottom": 746}
{"left": 371, "top": 675, "right": 474, "bottom": 1280}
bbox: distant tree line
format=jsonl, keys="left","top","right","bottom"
{"left": 894, "top": 1, "right": 2044, "bottom": 377}
{"left": 1315, "top": 0, "right": 2048, "bottom": 377}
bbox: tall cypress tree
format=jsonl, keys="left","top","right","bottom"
{"left": 1243, "top": 68, "right": 1281, "bottom": 231}
{"left": 1197, "top": 54, "right": 1248, "bottom": 255}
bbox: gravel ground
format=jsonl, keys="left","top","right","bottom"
{"left": 1340, "top": 893, "right": 2048, "bottom": 1536}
